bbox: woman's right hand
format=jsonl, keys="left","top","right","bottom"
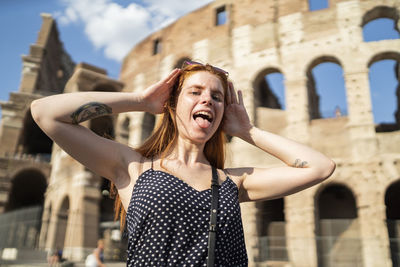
{"left": 140, "top": 68, "right": 181, "bottom": 114}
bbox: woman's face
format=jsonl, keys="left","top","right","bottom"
{"left": 175, "top": 71, "right": 225, "bottom": 144}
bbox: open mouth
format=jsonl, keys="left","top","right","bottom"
{"left": 193, "top": 111, "right": 213, "bottom": 129}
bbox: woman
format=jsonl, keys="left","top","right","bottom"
{"left": 31, "top": 61, "right": 335, "bottom": 266}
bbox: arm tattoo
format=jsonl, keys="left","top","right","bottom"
{"left": 70, "top": 102, "right": 112, "bottom": 124}
{"left": 293, "top": 158, "right": 308, "bottom": 168}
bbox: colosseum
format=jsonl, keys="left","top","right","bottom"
{"left": 0, "top": 0, "right": 399, "bottom": 266}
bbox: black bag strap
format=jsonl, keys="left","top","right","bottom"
{"left": 207, "top": 166, "right": 220, "bottom": 267}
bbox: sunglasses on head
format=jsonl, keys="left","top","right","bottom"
{"left": 182, "top": 60, "right": 229, "bottom": 76}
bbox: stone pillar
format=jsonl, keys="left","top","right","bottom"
{"left": 357, "top": 193, "right": 392, "bottom": 266}
{"left": 240, "top": 201, "right": 259, "bottom": 266}
{"left": 44, "top": 203, "right": 60, "bottom": 250}
{"left": 63, "top": 174, "right": 101, "bottom": 261}
{"left": 284, "top": 76, "right": 309, "bottom": 142}
{"left": 285, "top": 190, "right": 318, "bottom": 267}
{"left": 193, "top": 39, "right": 209, "bottom": 62}
{"left": 344, "top": 69, "right": 378, "bottom": 160}
{"left": 38, "top": 203, "right": 52, "bottom": 249}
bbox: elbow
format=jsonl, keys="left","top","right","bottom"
{"left": 30, "top": 100, "right": 41, "bottom": 124}
{"left": 31, "top": 99, "right": 50, "bottom": 129}
{"left": 320, "top": 159, "right": 336, "bottom": 181}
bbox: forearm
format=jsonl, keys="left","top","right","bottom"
{"left": 239, "top": 126, "right": 335, "bottom": 177}
{"left": 31, "top": 91, "right": 145, "bottom": 124}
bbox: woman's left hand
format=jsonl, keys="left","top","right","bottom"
{"left": 222, "top": 82, "right": 253, "bottom": 139}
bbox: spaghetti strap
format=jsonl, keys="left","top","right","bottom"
{"left": 151, "top": 157, "right": 154, "bottom": 169}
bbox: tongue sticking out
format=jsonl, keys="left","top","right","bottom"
{"left": 195, "top": 117, "right": 211, "bottom": 129}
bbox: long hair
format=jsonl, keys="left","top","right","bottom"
{"left": 111, "top": 63, "right": 229, "bottom": 231}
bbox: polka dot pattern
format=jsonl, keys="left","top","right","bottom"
{"left": 126, "top": 168, "right": 248, "bottom": 266}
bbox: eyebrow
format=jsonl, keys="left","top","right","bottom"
{"left": 187, "top": 84, "right": 224, "bottom": 95}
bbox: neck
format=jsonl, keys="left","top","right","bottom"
{"left": 165, "top": 135, "right": 208, "bottom": 166}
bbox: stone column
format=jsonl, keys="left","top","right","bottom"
{"left": 357, "top": 191, "right": 392, "bottom": 266}
{"left": 38, "top": 203, "right": 51, "bottom": 249}
{"left": 284, "top": 76, "right": 309, "bottom": 142}
{"left": 240, "top": 201, "right": 259, "bottom": 266}
{"left": 44, "top": 202, "right": 60, "bottom": 250}
{"left": 285, "top": 190, "right": 318, "bottom": 267}
{"left": 344, "top": 69, "right": 378, "bottom": 160}
{"left": 63, "top": 174, "right": 101, "bottom": 261}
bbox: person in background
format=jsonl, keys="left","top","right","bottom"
{"left": 85, "top": 239, "right": 105, "bottom": 267}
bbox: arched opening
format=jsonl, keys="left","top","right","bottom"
{"left": 0, "top": 169, "right": 47, "bottom": 249}
{"left": 54, "top": 196, "right": 69, "bottom": 251}
{"left": 306, "top": 57, "right": 348, "bottom": 119}
{"left": 253, "top": 68, "right": 286, "bottom": 132}
{"left": 18, "top": 109, "right": 53, "bottom": 159}
{"left": 368, "top": 53, "right": 400, "bottom": 132}
{"left": 255, "top": 198, "right": 287, "bottom": 262}
{"left": 118, "top": 116, "right": 130, "bottom": 144}
{"left": 6, "top": 169, "right": 47, "bottom": 211}
{"left": 141, "top": 112, "right": 155, "bottom": 142}
{"left": 385, "top": 180, "right": 400, "bottom": 266}
{"left": 362, "top": 6, "right": 400, "bottom": 42}
{"left": 308, "top": 0, "right": 328, "bottom": 11}
{"left": 315, "top": 184, "right": 362, "bottom": 266}
{"left": 254, "top": 68, "right": 285, "bottom": 110}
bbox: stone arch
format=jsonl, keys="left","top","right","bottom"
{"left": 361, "top": 6, "right": 399, "bottom": 29}
{"left": 18, "top": 108, "right": 53, "bottom": 157}
{"left": 141, "top": 112, "right": 156, "bottom": 142}
{"left": 306, "top": 56, "right": 348, "bottom": 119}
{"left": 384, "top": 180, "right": 400, "bottom": 266}
{"left": 367, "top": 51, "right": 400, "bottom": 132}
{"left": 314, "top": 183, "right": 362, "bottom": 266}
{"left": 5, "top": 168, "right": 47, "bottom": 212}
{"left": 254, "top": 198, "right": 287, "bottom": 262}
{"left": 54, "top": 196, "right": 69, "bottom": 250}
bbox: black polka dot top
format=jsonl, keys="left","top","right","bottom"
{"left": 126, "top": 167, "right": 248, "bottom": 266}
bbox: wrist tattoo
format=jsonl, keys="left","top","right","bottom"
{"left": 70, "top": 102, "right": 112, "bottom": 124}
{"left": 293, "top": 158, "right": 308, "bottom": 168}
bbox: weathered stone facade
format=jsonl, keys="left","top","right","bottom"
{"left": 0, "top": 0, "right": 399, "bottom": 266}
{"left": 120, "top": 0, "right": 400, "bottom": 266}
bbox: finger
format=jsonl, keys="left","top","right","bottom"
{"left": 238, "top": 90, "right": 244, "bottom": 106}
{"left": 165, "top": 68, "right": 181, "bottom": 84}
{"left": 226, "top": 82, "right": 232, "bottom": 104}
{"left": 230, "top": 82, "right": 238, "bottom": 104}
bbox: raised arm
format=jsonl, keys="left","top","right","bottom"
{"left": 31, "top": 68, "right": 181, "bottom": 186}
{"left": 223, "top": 82, "right": 336, "bottom": 202}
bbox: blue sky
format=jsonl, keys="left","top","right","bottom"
{"left": 0, "top": 0, "right": 399, "bottom": 124}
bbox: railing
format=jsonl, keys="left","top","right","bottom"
{"left": 3, "top": 152, "right": 51, "bottom": 163}
{"left": 255, "top": 235, "right": 399, "bottom": 266}
{"left": 0, "top": 206, "right": 43, "bottom": 249}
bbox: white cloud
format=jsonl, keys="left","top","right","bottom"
{"left": 55, "top": 0, "right": 214, "bottom": 62}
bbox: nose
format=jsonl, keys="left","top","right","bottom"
{"left": 200, "top": 91, "right": 212, "bottom": 106}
